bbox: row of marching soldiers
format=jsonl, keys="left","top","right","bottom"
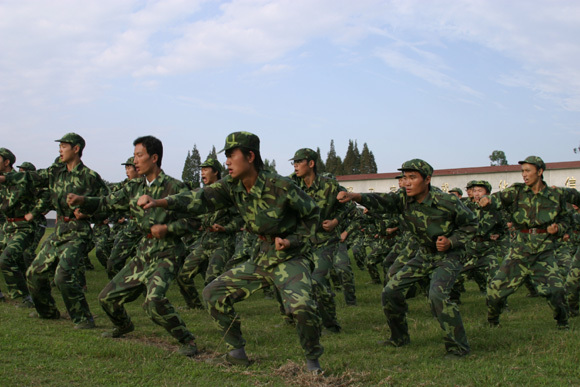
{"left": 1, "top": 133, "right": 579, "bottom": 374}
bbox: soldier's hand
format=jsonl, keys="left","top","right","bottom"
{"left": 275, "top": 237, "right": 290, "bottom": 251}
{"left": 210, "top": 224, "right": 226, "bottom": 232}
{"left": 436, "top": 236, "right": 451, "bottom": 252}
{"left": 490, "top": 234, "right": 500, "bottom": 241}
{"left": 478, "top": 196, "right": 491, "bottom": 207}
{"left": 0, "top": 175, "right": 5, "bottom": 184}
{"left": 337, "top": 192, "right": 361, "bottom": 203}
{"left": 67, "top": 193, "right": 84, "bottom": 206}
{"left": 322, "top": 219, "right": 338, "bottom": 232}
{"left": 74, "top": 208, "right": 88, "bottom": 220}
{"left": 138, "top": 195, "right": 156, "bottom": 209}
{"left": 386, "top": 227, "right": 398, "bottom": 234}
{"left": 547, "top": 223, "right": 559, "bottom": 235}
{"left": 340, "top": 231, "right": 349, "bottom": 242}
{"left": 24, "top": 213, "right": 34, "bottom": 222}
{"left": 563, "top": 233, "right": 570, "bottom": 242}
{"left": 150, "top": 224, "right": 168, "bottom": 239}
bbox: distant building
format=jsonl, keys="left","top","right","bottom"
{"left": 337, "top": 161, "right": 580, "bottom": 194}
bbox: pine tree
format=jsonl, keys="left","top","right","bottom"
{"left": 182, "top": 145, "right": 202, "bottom": 188}
{"left": 343, "top": 139, "right": 361, "bottom": 175}
{"left": 316, "top": 147, "right": 326, "bottom": 174}
{"left": 368, "top": 150, "right": 377, "bottom": 173}
{"left": 264, "top": 159, "right": 278, "bottom": 173}
{"left": 326, "top": 140, "right": 343, "bottom": 176}
{"left": 206, "top": 146, "right": 218, "bottom": 160}
{"left": 359, "top": 142, "right": 377, "bottom": 174}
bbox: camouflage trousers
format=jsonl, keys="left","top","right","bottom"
{"left": 451, "top": 244, "right": 499, "bottom": 301}
{"left": 93, "top": 223, "right": 113, "bottom": 269}
{"left": 202, "top": 256, "right": 323, "bottom": 360}
{"left": 310, "top": 243, "right": 340, "bottom": 330}
{"left": 487, "top": 248, "right": 568, "bottom": 327}
{"left": 177, "top": 235, "right": 236, "bottom": 309}
{"left": 106, "top": 229, "right": 141, "bottom": 279}
{"left": 565, "top": 246, "right": 580, "bottom": 315}
{"left": 366, "top": 239, "right": 390, "bottom": 285}
{"left": 332, "top": 242, "right": 356, "bottom": 305}
{"left": 23, "top": 220, "right": 46, "bottom": 268}
{"left": 382, "top": 250, "right": 469, "bottom": 353}
{"left": 27, "top": 232, "right": 93, "bottom": 324}
{"left": 99, "top": 246, "right": 194, "bottom": 344}
{"left": 0, "top": 222, "right": 34, "bottom": 299}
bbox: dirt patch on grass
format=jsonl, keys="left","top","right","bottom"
{"left": 272, "top": 360, "right": 369, "bottom": 387}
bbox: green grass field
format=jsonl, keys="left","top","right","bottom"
{"left": 1, "top": 230, "right": 579, "bottom": 386}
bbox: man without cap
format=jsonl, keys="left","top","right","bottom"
{"left": 0, "top": 148, "right": 36, "bottom": 307}
{"left": 68, "top": 136, "right": 199, "bottom": 355}
{"left": 0, "top": 134, "right": 109, "bottom": 328}
{"left": 338, "top": 158, "right": 476, "bottom": 357}
{"left": 105, "top": 157, "right": 143, "bottom": 279}
{"left": 291, "top": 147, "right": 353, "bottom": 323}
{"left": 177, "top": 157, "right": 243, "bottom": 309}
{"left": 137, "top": 132, "right": 324, "bottom": 372}
{"left": 481, "top": 156, "right": 570, "bottom": 329}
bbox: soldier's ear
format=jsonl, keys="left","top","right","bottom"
{"left": 72, "top": 144, "right": 81, "bottom": 155}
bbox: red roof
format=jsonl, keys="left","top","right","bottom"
{"left": 336, "top": 161, "right": 580, "bottom": 181}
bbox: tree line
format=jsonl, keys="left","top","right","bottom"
{"left": 181, "top": 139, "right": 378, "bottom": 188}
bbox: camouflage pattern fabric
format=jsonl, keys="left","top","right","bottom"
{"left": 360, "top": 187, "right": 476, "bottom": 354}
{"left": 486, "top": 183, "right": 570, "bottom": 327}
{"left": 106, "top": 217, "right": 142, "bottom": 279}
{"left": 92, "top": 221, "right": 113, "bottom": 268}
{"left": 5, "top": 161, "right": 108, "bottom": 324}
{"left": 81, "top": 171, "right": 198, "bottom": 343}
{"left": 166, "top": 169, "right": 323, "bottom": 360}
{"left": 566, "top": 246, "right": 580, "bottom": 316}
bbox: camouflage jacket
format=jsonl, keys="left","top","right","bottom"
{"left": 166, "top": 169, "right": 320, "bottom": 268}
{"left": 197, "top": 206, "right": 244, "bottom": 247}
{"left": 81, "top": 171, "right": 197, "bottom": 244}
{"left": 4, "top": 161, "right": 108, "bottom": 240}
{"left": 359, "top": 187, "right": 477, "bottom": 253}
{"left": 291, "top": 173, "right": 346, "bottom": 246}
{"left": 0, "top": 170, "right": 37, "bottom": 232}
{"left": 489, "top": 183, "right": 569, "bottom": 254}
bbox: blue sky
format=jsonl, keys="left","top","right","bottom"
{"left": 1, "top": 0, "right": 579, "bottom": 182}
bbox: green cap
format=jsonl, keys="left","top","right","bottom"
{"left": 200, "top": 157, "right": 222, "bottom": 172}
{"left": 0, "top": 148, "right": 16, "bottom": 165}
{"left": 121, "top": 157, "right": 135, "bottom": 166}
{"left": 289, "top": 148, "right": 318, "bottom": 161}
{"left": 55, "top": 132, "right": 86, "bottom": 151}
{"left": 518, "top": 155, "right": 546, "bottom": 171}
{"left": 398, "top": 158, "right": 433, "bottom": 177}
{"left": 218, "top": 131, "right": 260, "bottom": 154}
{"left": 395, "top": 173, "right": 404, "bottom": 179}
{"left": 16, "top": 161, "right": 36, "bottom": 171}
{"left": 466, "top": 180, "right": 476, "bottom": 189}
{"left": 470, "top": 180, "right": 492, "bottom": 194}
{"left": 449, "top": 187, "right": 463, "bottom": 196}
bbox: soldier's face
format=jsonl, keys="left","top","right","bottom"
{"left": 521, "top": 163, "right": 542, "bottom": 187}
{"left": 403, "top": 171, "right": 430, "bottom": 198}
{"left": 59, "top": 142, "right": 76, "bottom": 163}
{"left": 201, "top": 167, "right": 218, "bottom": 185}
{"left": 0, "top": 156, "right": 8, "bottom": 173}
{"left": 450, "top": 191, "right": 461, "bottom": 199}
{"left": 125, "top": 165, "right": 139, "bottom": 180}
{"left": 294, "top": 159, "right": 314, "bottom": 178}
{"left": 226, "top": 148, "right": 253, "bottom": 179}
{"left": 466, "top": 188, "right": 473, "bottom": 198}
{"left": 133, "top": 144, "right": 157, "bottom": 176}
{"left": 472, "top": 186, "right": 488, "bottom": 201}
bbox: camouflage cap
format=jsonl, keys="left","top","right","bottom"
{"left": 449, "top": 187, "right": 463, "bottom": 196}
{"left": 200, "top": 157, "right": 222, "bottom": 172}
{"left": 398, "top": 158, "right": 434, "bottom": 177}
{"left": 518, "top": 155, "right": 546, "bottom": 171}
{"left": 470, "top": 180, "right": 492, "bottom": 194}
{"left": 218, "top": 131, "right": 260, "bottom": 154}
{"left": 55, "top": 132, "right": 86, "bottom": 151}
{"left": 16, "top": 161, "right": 36, "bottom": 171}
{"left": 121, "top": 157, "right": 135, "bottom": 166}
{"left": 465, "top": 180, "right": 477, "bottom": 189}
{"left": 0, "top": 148, "right": 16, "bottom": 165}
{"left": 289, "top": 148, "right": 318, "bottom": 161}
{"left": 395, "top": 173, "right": 404, "bottom": 179}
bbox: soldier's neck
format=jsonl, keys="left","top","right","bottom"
{"left": 530, "top": 180, "right": 546, "bottom": 194}
{"left": 302, "top": 171, "right": 316, "bottom": 188}
{"left": 145, "top": 166, "right": 161, "bottom": 184}
{"left": 241, "top": 168, "right": 259, "bottom": 193}
{"left": 66, "top": 158, "right": 81, "bottom": 172}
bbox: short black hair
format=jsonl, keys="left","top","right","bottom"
{"left": 133, "top": 136, "right": 163, "bottom": 167}
{"left": 226, "top": 147, "right": 263, "bottom": 172}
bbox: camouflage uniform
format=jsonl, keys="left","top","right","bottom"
{"left": 165, "top": 134, "right": 323, "bottom": 361}
{"left": 4, "top": 135, "right": 108, "bottom": 326}
{"left": 359, "top": 159, "right": 476, "bottom": 355}
{"left": 0, "top": 149, "right": 35, "bottom": 302}
{"left": 81, "top": 171, "right": 198, "bottom": 344}
{"left": 486, "top": 157, "right": 570, "bottom": 328}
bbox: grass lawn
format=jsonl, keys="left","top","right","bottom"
{"left": 1, "top": 230, "right": 579, "bottom": 386}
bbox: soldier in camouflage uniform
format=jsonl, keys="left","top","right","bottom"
{"left": 338, "top": 159, "right": 476, "bottom": 357}
{"left": 16, "top": 162, "right": 48, "bottom": 268}
{"left": 177, "top": 157, "right": 243, "bottom": 310}
{"left": 105, "top": 157, "right": 143, "bottom": 279}
{"left": 68, "top": 136, "right": 199, "bottom": 356}
{"left": 449, "top": 187, "right": 463, "bottom": 199}
{"left": 0, "top": 134, "right": 108, "bottom": 328}
{"left": 482, "top": 156, "right": 570, "bottom": 329}
{"left": 139, "top": 132, "right": 324, "bottom": 372}
{"left": 0, "top": 148, "right": 35, "bottom": 307}
{"left": 291, "top": 148, "right": 352, "bottom": 322}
